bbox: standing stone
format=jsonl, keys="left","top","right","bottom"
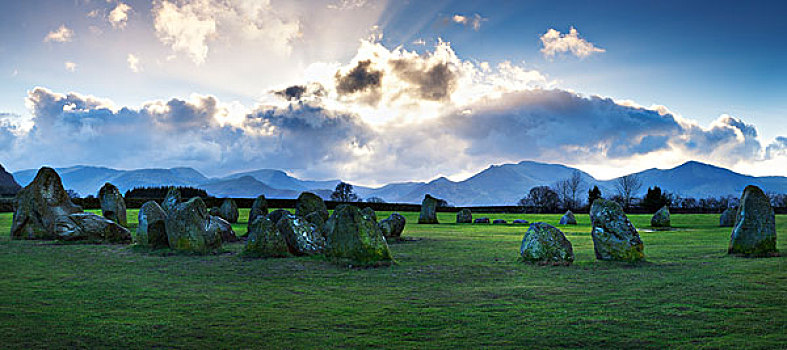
{"left": 217, "top": 198, "right": 239, "bottom": 223}
{"left": 729, "top": 185, "right": 777, "bottom": 257}
{"left": 361, "top": 207, "right": 377, "bottom": 222}
{"left": 277, "top": 214, "right": 324, "bottom": 256}
{"left": 324, "top": 205, "right": 393, "bottom": 266}
{"left": 10, "top": 167, "right": 83, "bottom": 240}
{"left": 590, "top": 199, "right": 645, "bottom": 262}
{"left": 651, "top": 206, "right": 671, "bottom": 227}
{"left": 247, "top": 195, "right": 269, "bottom": 233}
{"left": 295, "top": 192, "right": 329, "bottom": 222}
{"left": 161, "top": 187, "right": 181, "bottom": 213}
{"left": 378, "top": 213, "right": 406, "bottom": 239}
{"left": 98, "top": 182, "right": 127, "bottom": 227}
{"left": 474, "top": 217, "right": 490, "bottom": 224}
{"left": 208, "top": 215, "right": 238, "bottom": 242}
{"left": 559, "top": 210, "right": 577, "bottom": 225}
{"left": 304, "top": 211, "right": 327, "bottom": 232}
{"left": 165, "top": 197, "right": 221, "bottom": 254}
{"left": 137, "top": 201, "right": 168, "bottom": 248}
{"left": 54, "top": 213, "right": 131, "bottom": 243}
{"left": 418, "top": 194, "right": 439, "bottom": 224}
{"left": 720, "top": 207, "right": 737, "bottom": 227}
{"left": 493, "top": 219, "right": 507, "bottom": 224}
{"left": 267, "top": 209, "right": 291, "bottom": 226}
{"left": 520, "top": 222, "right": 574, "bottom": 265}
{"left": 513, "top": 219, "right": 529, "bottom": 224}
{"left": 456, "top": 209, "right": 472, "bottom": 223}
{"left": 243, "top": 216, "right": 290, "bottom": 258}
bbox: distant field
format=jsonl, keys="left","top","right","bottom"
{"left": 0, "top": 211, "right": 785, "bottom": 349}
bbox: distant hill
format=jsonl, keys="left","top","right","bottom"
{"left": 10, "top": 160, "right": 787, "bottom": 205}
{"left": 0, "top": 163, "right": 21, "bottom": 196}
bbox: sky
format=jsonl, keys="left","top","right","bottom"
{"left": 0, "top": 0, "right": 785, "bottom": 185}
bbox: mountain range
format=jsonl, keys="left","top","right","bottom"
{"left": 9, "top": 160, "right": 787, "bottom": 206}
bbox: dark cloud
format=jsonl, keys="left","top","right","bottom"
{"left": 390, "top": 59, "right": 456, "bottom": 101}
{"left": 766, "top": 136, "right": 787, "bottom": 159}
{"left": 335, "top": 60, "right": 382, "bottom": 95}
{"left": 274, "top": 85, "right": 307, "bottom": 101}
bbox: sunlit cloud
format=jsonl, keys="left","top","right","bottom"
{"left": 540, "top": 27, "right": 605, "bottom": 59}
{"left": 108, "top": 2, "right": 132, "bottom": 29}
{"left": 64, "top": 61, "right": 77, "bottom": 72}
{"left": 127, "top": 54, "right": 142, "bottom": 73}
{"left": 451, "top": 13, "right": 486, "bottom": 31}
{"left": 44, "top": 25, "right": 74, "bottom": 43}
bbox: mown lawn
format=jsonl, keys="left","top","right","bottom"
{"left": 0, "top": 210, "right": 784, "bottom": 349}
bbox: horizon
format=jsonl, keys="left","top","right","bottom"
{"left": 1, "top": 1, "right": 786, "bottom": 187}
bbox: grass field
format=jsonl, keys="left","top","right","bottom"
{"left": 0, "top": 210, "right": 785, "bottom": 349}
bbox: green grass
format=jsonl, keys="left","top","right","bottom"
{"left": 0, "top": 210, "right": 785, "bottom": 349}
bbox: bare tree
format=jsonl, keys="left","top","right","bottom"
{"left": 519, "top": 186, "right": 560, "bottom": 213}
{"left": 614, "top": 174, "right": 643, "bottom": 209}
{"left": 554, "top": 171, "right": 585, "bottom": 210}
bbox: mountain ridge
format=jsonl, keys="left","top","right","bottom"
{"left": 10, "top": 160, "right": 787, "bottom": 205}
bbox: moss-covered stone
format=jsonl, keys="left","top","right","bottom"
{"left": 559, "top": 210, "right": 577, "bottom": 225}
{"left": 98, "top": 182, "right": 127, "bottom": 227}
{"left": 519, "top": 222, "right": 574, "bottom": 265}
{"left": 164, "top": 197, "right": 221, "bottom": 254}
{"left": 11, "top": 167, "right": 83, "bottom": 240}
{"left": 590, "top": 199, "right": 645, "bottom": 262}
{"left": 247, "top": 195, "right": 268, "bottom": 234}
{"left": 277, "top": 214, "right": 324, "bottom": 256}
{"left": 361, "top": 207, "right": 377, "bottom": 223}
{"left": 729, "top": 185, "right": 777, "bottom": 257}
{"left": 418, "top": 194, "right": 439, "bottom": 224}
{"left": 719, "top": 207, "right": 737, "bottom": 227}
{"left": 324, "top": 205, "right": 393, "bottom": 266}
{"left": 54, "top": 213, "right": 131, "bottom": 243}
{"left": 456, "top": 209, "right": 472, "bottom": 223}
{"left": 136, "top": 201, "right": 168, "bottom": 248}
{"left": 217, "top": 198, "right": 239, "bottom": 223}
{"left": 208, "top": 215, "right": 238, "bottom": 243}
{"left": 651, "top": 206, "right": 671, "bottom": 227}
{"left": 378, "top": 213, "right": 406, "bottom": 239}
{"left": 161, "top": 187, "right": 181, "bottom": 213}
{"left": 243, "top": 216, "right": 290, "bottom": 258}
{"left": 295, "top": 192, "right": 329, "bottom": 222}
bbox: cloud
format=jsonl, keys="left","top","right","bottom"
{"left": 540, "top": 27, "right": 605, "bottom": 59}
{"left": 44, "top": 25, "right": 74, "bottom": 43}
{"left": 1, "top": 41, "right": 784, "bottom": 184}
{"left": 64, "top": 61, "right": 77, "bottom": 72}
{"left": 451, "top": 13, "right": 486, "bottom": 31}
{"left": 153, "top": 0, "right": 301, "bottom": 65}
{"left": 108, "top": 2, "right": 132, "bottom": 29}
{"left": 127, "top": 54, "right": 142, "bottom": 73}
{"left": 327, "top": 0, "right": 368, "bottom": 10}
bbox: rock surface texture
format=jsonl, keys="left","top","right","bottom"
{"left": 418, "top": 194, "right": 439, "bottom": 224}
{"left": 54, "top": 213, "right": 131, "bottom": 243}
{"left": 243, "top": 216, "right": 290, "bottom": 258}
{"left": 11, "top": 167, "right": 83, "bottom": 240}
{"left": 519, "top": 222, "right": 574, "bottom": 265}
{"left": 136, "top": 201, "right": 168, "bottom": 248}
{"left": 378, "top": 213, "right": 406, "bottom": 239}
{"left": 99, "top": 182, "right": 127, "bottom": 227}
{"left": 165, "top": 197, "right": 222, "bottom": 254}
{"left": 729, "top": 185, "right": 777, "bottom": 257}
{"left": 324, "top": 205, "right": 393, "bottom": 266}
{"left": 590, "top": 199, "right": 645, "bottom": 262}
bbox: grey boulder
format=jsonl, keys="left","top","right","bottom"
{"left": 11, "top": 167, "right": 83, "bottom": 240}
{"left": 590, "top": 199, "right": 645, "bottom": 262}
{"left": 520, "top": 222, "right": 574, "bottom": 265}
{"left": 378, "top": 213, "right": 406, "bottom": 239}
{"left": 729, "top": 185, "right": 777, "bottom": 257}
{"left": 456, "top": 209, "right": 472, "bottom": 223}
{"left": 559, "top": 210, "right": 577, "bottom": 225}
{"left": 54, "top": 213, "right": 131, "bottom": 243}
{"left": 650, "top": 206, "right": 671, "bottom": 227}
{"left": 98, "top": 182, "right": 127, "bottom": 227}
{"left": 136, "top": 201, "right": 169, "bottom": 248}
{"left": 165, "top": 197, "right": 222, "bottom": 254}
{"left": 418, "top": 194, "right": 439, "bottom": 224}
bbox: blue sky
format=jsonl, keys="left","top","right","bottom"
{"left": 0, "top": 0, "right": 785, "bottom": 184}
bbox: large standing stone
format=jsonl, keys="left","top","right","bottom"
{"left": 98, "top": 182, "right": 127, "bottom": 227}
{"left": 361, "top": 207, "right": 377, "bottom": 223}
{"left": 208, "top": 215, "right": 238, "bottom": 243}
{"left": 243, "top": 216, "right": 290, "bottom": 258}
{"left": 10, "top": 167, "right": 83, "bottom": 240}
{"left": 590, "top": 199, "right": 645, "bottom": 262}
{"left": 456, "top": 209, "right": 472, "bottom": 223}
{"left": 216, "top": 198, "right": 239, "bottom": 223}
{"left": 520, "top": 222, "right": 574, "bottom": 265}
{"left": 137, "top": 201, "right": 168, "bottom": 248}
{"left": 295, "top": 192, "right": 329, "bottom": 222}
{"left": 559, "top": 210, "right": 577, "bottom": 225}
{"left": 277, "top": 214, "right": 324, "bottom": 256}
{"left": 161, "top": 187, "right": 181, "bottom": 213}
{"left": 267, "top": 209, "right": 291, "bottom": 226}
{"left": 729, "top": 185, "right": 777, "bottom": 257}
{"left": 247, "top": 195, "right": 269, "bottom": 233}
{"left": 418, "top": 194, "right": 439, "bottom": 224}
{"left": 650, "top": 206, "right": 671, "bottom": 227}
{"left": 719, "top": 207, "right": 737, "bottom": 227}
{"left": 54, "top": 213, "right": 131, "bottom": 243}
{"left": 378, "top": 213, "right": 406, "bottom": 239}
{"left": 324, "top": 205, "right": 393, "bottom": 265}
{"left": 165, "top": 197, "right": 222, "bottom": 254}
